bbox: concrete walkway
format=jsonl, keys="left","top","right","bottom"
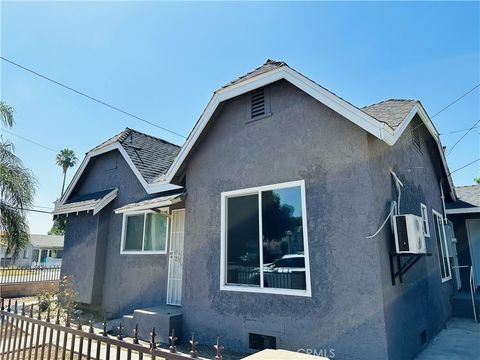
{"left": 415, "top": 318, "right": 480, "bottom": 360}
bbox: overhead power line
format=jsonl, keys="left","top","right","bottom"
{"left": 431, "top": 83, "right": 480, "bottom": 118}
{"left": 446, "top": 119, "right": 480, "bottom": 156}
{"left": 440, "top": 126, "right": 480, "bottom": 135}
{"left": 449, "top": 158, "right": 480, "bottom": 176}
{"left": 1, "top": 128, "right": 58, "bottom": 153}
{"left": 1, "top": 56, "right": 187, "bottom": 139}
{"left": 12, "top": 207, "right": 52, "bottom": 214}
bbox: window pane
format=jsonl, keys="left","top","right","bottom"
{"left": 144, "top": 213, "right": 167, "bottom": 251}
{"left": 125, "top": 214, "right": 144, "bottom": 251}
{"left": 262, "top": 187, "right": 306, "bottom": 290}
{"left": 226, "top": 194, "right": 260, "bottom": 286}
{"left": 434, "top": 215, "right": 447, "bottom": 278}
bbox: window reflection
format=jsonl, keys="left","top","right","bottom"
{"left": 225, "top": 185, "right": 307, "bottom": 291}
{"left": 262, "top": 187, "right": 306, "bottom": 290}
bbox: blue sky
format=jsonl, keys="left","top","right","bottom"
{"left": 1, "top": 1, "right": 479, "bottom": 234}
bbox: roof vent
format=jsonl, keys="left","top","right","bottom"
{"left": 412, "top": 122, "right": 421, "bottom": 151}
{"left": 251, "top": 88, "right": 266, "bottom": 118}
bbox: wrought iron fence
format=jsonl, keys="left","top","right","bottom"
{"left": 0, "top": 299, "right": 224, "bottom": 360}
{"left": 0, "top": 266, "right": 61, "bottom": 284}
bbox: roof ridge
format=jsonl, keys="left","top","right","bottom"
{"left": 456, "top": 184, "right": 480, "bottom": 188}
{"left": 123, "top": 127, "right": 181, "bottom": 148}
{"left": 362, "top": 98, "right": 419, "bottom": 109}
{"left": 219, "top": 59, "right": 288, "bottom": 90}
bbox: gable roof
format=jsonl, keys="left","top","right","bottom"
{"left": 60, "top": 128, "right": 181, "bottom": 203}
{"left": 446, "top": 185, "right": 480, "bottom": 214}
{"left": 153, "top": 59, "right": 455, "bottom": 200}
{"left": 362, "top": 99, "right": 420, "bottom": 129}
{"left": 90, "top": 128, "right": 180, "bottom": 183}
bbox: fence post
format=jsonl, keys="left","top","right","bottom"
{"left": 190, "top": 332, "right": 198, "bottom": 358}
{"left": 214, "top": 337, "right": 224, "bottom": 360}
{"left": 169, "top": 329, "right": 177, "bottom": 353}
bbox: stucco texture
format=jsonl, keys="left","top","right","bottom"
{"left": 62, "top": 150, "right": 171, "bottom": 316}
{"left": 366, "top": 117, "right": 454, "bottom": 360}
{"left": 182, "top": 80, "right": 389, "bottom": 359}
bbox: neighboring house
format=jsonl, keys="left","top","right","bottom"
{"left": 446, "top": 185, "right": 480, "bottom": 298}
{"left": 0, "top": 234, "right": 64, "bottom": 267}
{"left": 56, "top": 60, "right": 459, "bottom": 360}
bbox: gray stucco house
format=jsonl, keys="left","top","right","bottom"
{"left": 55, "top": 60, "right": 461, "bottom": 359}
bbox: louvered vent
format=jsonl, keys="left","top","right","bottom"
{"left": 412, "top": 126, "right": 421, "bottom": 151}
{"left": 251, "top": 88, "right": 266, "bottom": 118}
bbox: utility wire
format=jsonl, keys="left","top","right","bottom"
{"left": 1, "top": 128, "right": 58, "bottom": 153}
{"left": 449, "top": 158, "right": 480, "bottom": 176}
{"left": 411, "top": 83, "right": 480, "bottom": 133}
{"left": 431, "top": 84, "right": 480, "bottom": 118}
{"left": 32, "top": 205, "right": 54, "bottom": 210}
{"left": 440, "top": 126, "right": 479, "bottom": 135}
{"left": 446, "top": 119, "right": 480, "bottom": 156}
{"left": 1, "top": 56, "right": 187, "bottom": 139}
{"left": 12, "top": 207, "right": 52, "bottom": 214}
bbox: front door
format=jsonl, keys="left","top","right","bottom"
{"left": 466, "top": 219, "right": 480, "bottom": 287}
{"left": 167, "top": 209, "right": 185, "bottom": 306}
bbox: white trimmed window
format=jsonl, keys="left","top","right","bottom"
{"left": 121, "top": 211, "right": 168, "bottom": 254}
{"left": 420, "top": 203, "right": 430, "bottom": 237}
{"left": 432, "top": 210, "right": 451, "bottom": 282}
{"left": 220, "top": 180, "right": 311, "bottom": 297}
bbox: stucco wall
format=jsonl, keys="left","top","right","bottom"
{"left": 63, "top": 212, "right": 99, "bottom": 304}
{"left": 182, "top": 80, "right": 389, "bottom": 358}
{"left": 366, "top": 117, "right": 454, "bottom": 360}
{"left": 62, "top": 150, "right": 171, "bottom": 316}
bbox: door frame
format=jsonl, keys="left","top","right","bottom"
{"left": 466, "top": 219, "right": 480, "bottom": 288}
{"left": 166, "top": 208, "right": 185, "bottom": 306}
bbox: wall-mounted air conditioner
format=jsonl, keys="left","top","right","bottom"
{"left": 393, "top": 214, "right": 427, "bottom": 254}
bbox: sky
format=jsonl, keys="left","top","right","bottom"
{"left": 1, "top": 1, "right": 479, "bottom": 234}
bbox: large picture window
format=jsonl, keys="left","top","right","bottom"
{"left": 432, "top": 210, "right": 451, "bottom": 282}
{"left": 221, "top": 180, "right": 311, "bottom": 296}
{"left": 121, "top": 212, "right": 168, "bottom": 254}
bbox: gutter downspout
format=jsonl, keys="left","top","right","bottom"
{"left": 440, "top": 181, "right": 448, "bottom": 224}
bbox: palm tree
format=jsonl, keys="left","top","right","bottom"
{"left": 56, "top": 148, "right": 78, "bottom": 197}
{"left": 0, "top": 101, "right": 15, "bottom": 127}
{"left": 0, "top": 101, "right": 37, "bottom": 258}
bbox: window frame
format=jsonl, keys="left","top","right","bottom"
{"left": 420, "top": 203, "right": 430, "bottom": 237}
{"left": 432, "top": 209, "right": 452, "bottom": 283}
{"left": 120, "top": 210, "right": 169, "bottom": 255}
{"left": 220, "top": 180, "right": 312, "bottom": 297}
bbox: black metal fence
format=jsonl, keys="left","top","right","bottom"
{"left": 0, "top": 300, "right": 224, "bottom": 360}
{"left": 0, "top": 266, "right": 61, "bottom": 284}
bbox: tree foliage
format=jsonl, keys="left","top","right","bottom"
{"left": 0, "top": 101, "right": 37, "bottom": 258}
{"left": 56, "top": 148, "right": 78, "bottom": 197}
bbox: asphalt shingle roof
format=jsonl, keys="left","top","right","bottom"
{"left": 220, "top": 59, "right": 287, "bottom": 89}
{"left": 361, "top": 99, "right": 419, "bottom": 129}
{"left": 89, "top": 128, "right": 180, "bottom": 184}
{"left": 221, "top": 60, "right": 419, "bottom": 132}
{"left": 447, "top": 185, "right": 480, "bottom": 209}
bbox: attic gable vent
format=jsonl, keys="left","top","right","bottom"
{"left": 251, "top": 88, "right": 266, "bottom": 118}
{"left": 412, "top": 121, "right": 421, "bottom": 151}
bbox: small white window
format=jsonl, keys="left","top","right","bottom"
{"left": 420, "top": 204, "right": 430, "bottom": 237}
{"left": 121, "top": 211, "right": 168, "bottom": 254}
{"left": 432, "top": 210, "right": 452, "bottom": 282}
{"left": 220, "top": 180, "right": 311, "bottom": 297}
